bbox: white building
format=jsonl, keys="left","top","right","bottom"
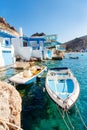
{"left": 12, "top": 36, "right": 45, "bottom": 61}
{"left": 12, "top": 37, "right": 32, "bottom": 61}
{"left": 0, "top": 30, "right": 19, "bottom": 67}
{"left": 0, "top": 18, "right": 19, "bottom": 67}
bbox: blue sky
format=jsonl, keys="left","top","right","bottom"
{"left": 0, "top": 0, "right": 87, "bottom": 43}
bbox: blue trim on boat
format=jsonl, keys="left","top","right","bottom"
{"left": 66, "top": 79, "right": 74, "bottom": 93}
{"left": 50, "top": 67, "right": 68, "bottom": 71}
{"left": 25, "top": 77, "right": 36, "bottom": 84}
{"left": 48, "top": 78, "right": 74, "bottom": 100}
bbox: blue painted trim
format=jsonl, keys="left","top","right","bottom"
{"left": 0, "top": 30, "right": 15, "bottom": 38}
{"left": 25, "top": 77, "right": 36, "bottom": 84}
{"left": 2, "top": 50, "right": 11, "bottom": 53}
{"left": 20, "top": 36, "right": 46, "bottom": 41}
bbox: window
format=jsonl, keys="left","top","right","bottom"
{"left": 2, "top": 40, "right": 11, "bottom": 47}
{"left": 23, "top": 41, "right": 28, "bottom": 47}
{"left": 5, "top": 40, "right": 9, "bottom": 46}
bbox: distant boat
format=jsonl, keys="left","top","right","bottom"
{"left": 45, "top": 67, "right": 80, "bottom": 111}
{"left": 9, "top": 65, "right": 47, "bottom": 85}
{"left": 69, "top": 56, "right": 79, "bottom": 59}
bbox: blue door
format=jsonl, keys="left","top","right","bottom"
{"left": 47, "top": 50, "right": 52, "bottom": 59}
{"left": 2, "top": 50, "right": 13, "bottom": 66}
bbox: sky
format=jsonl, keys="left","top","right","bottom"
{"left": 0, "top": 0, "right": 87, "bottom": 43}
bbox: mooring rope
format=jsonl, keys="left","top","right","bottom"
{"left": 75, "top": 104, "right": 87, "bottom": 129}
{"left": 66, "top": 111, "right": 75, "bottom": 130}
{"left": 57, "top": 105, "right": 70, "bottom": 130}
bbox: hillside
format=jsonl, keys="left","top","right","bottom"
{"left": 63, "top": 35, "right": 87, "bottom": 52}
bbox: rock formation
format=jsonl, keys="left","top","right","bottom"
{"left": 52, "top": 48, "right": 64, "bottom": 60}
{"left": 0, "top": 81, "right": 22, "bottom": 130}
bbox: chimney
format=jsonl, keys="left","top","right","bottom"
{"left": 19, "top": 27, "right": 23, "bottom": 36}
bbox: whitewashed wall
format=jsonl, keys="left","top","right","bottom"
{"left": 0, "top": 48, "right": 4, "bottom": 67}
{"left": 0, "top": 38, "right": 15, "bottom": 67}
{"left": 32, "top": 50, "right": 42, "bottom": 60}
{"left": 30, "top": 41, "right": 44, "bottom": 60}
{"left": 12, "top": 38, "right": 32, "bottom": 61}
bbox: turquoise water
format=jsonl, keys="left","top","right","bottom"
{"left": 21, "top": 53, "right": 87, "bottom": 130}
{"left": 1, "top": 53, "right": 87, "bottom": 130}
{"left": 0, "top": 68, "right": 17, "bottom": 80}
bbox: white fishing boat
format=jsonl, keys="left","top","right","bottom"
{"left": 9, "top": 65, "right": 47, "bottom": 85}
{"left": 45, "top": 67, "right": 80, "bottom": 111}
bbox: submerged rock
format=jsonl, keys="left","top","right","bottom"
{"left": 0, "top": 81, "right": 22, "bottom": 130}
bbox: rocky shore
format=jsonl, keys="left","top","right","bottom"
{"left": 52, "top": 48, "right": 65, "bottom": 60}
{"left": 0, "top": 81, "right": 22, "bottom": 130}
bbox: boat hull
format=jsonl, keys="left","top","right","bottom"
{"left": 9, "top": 66, "right": 47, "bottom": 85}
{"left": 45, "top": 67, "right": 80, "bottom": 111}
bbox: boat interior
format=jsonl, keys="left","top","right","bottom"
{"left": 47, "top": 70, "right": 74, "bottom": 100}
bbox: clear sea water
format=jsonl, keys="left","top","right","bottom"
{"left": 1, "top": 52, "right": 87, "bottom": 130}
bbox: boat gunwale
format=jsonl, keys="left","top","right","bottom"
{"left": 46, "top": 71, "right": 80, "bottom": 101}
{"left": 45, "top": 68, "right": 80, "bottom": 110}
{"left": 9, "top": 66, "right": 47, "bottom": 84}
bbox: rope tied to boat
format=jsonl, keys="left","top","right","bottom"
{"left": 56, "top": 105, "right": 70, "bottom": 130}
{"left": 67, "top": 96, "right": 87, "bottom": 129}
{"left": 66, "top": 111, "right": 75, "bottom": 130}
{"left": 75, "top": 104, "right": 87, "bottom": 129}
{"left": 57, "top": 102, "right": 76, "bottom": 130}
